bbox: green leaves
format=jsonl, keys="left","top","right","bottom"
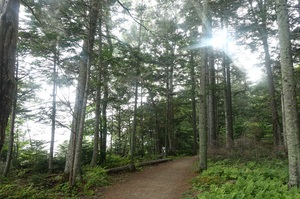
{"left": 83, "top": 166, "right": 109, "bottom": 192}
{"left": 189, "top": 159, "right": 299, "bottom": 199}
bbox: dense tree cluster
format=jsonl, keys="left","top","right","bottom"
{"left": 1, "top": 0, "right": 300, "bottom": 188}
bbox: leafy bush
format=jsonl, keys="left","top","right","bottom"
{"left": 82, "top": 166, "right": 109, "bottom": 195}
{"left": 102, "top": 154, "right": 130, "bottom": 168}
{"left": 84, "top": 166, "right": 109, "bottom": 188}
{"left": 0, "top": 172, "right": 77, "bottom": 198}
{"left": 189, "top": 159, "right": 300, "bottom": 199}
{"left": 17, "top": 140, "right": 49, "bottom": 173}
{"left": 0, "top": 182, "right": 74, "bottom": 199}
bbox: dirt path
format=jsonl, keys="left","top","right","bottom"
{"left": 97, "top": 156, "right": 198, "bottom": 199}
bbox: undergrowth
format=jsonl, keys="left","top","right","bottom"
{"left": 101, "top": 154, "right": 131, "bottom": 168}
{"left": 0, "top": 154, "right": 163, "bottom": 198}
{"left": 0, "top": 166, "right": 109, "bottom": 199}
{"left": 186, "top": 158, "right": 300, "bottom": 199}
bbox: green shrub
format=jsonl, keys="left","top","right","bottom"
{"left": 83, "top": 166, "right": 109, "bottom": 192}
{"left": 102, "top": 154, "right": 130, "bottom": 168}
{"left": 189, "top": 159, "right": 300, "bottom": 199}
{"left": 0, "top": 173, "right": 78, "bottom": 199}
{"left": 0, "top": 183, "right": 66, "bottom": 199}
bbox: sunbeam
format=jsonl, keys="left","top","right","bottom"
{"left": 187, "top": 29, "right": 262, "bottom": 83}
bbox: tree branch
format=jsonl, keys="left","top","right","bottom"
{"left": 116, "top": 0, "right": 157, "bottom": 37}
{"left": 20, "top": 0, "right": 43, "bottom": 25}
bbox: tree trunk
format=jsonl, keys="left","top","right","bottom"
{"left": 167, "top": 61, "right": 175, "bottom": 155}
{"left": 49, "top": 37, "right": 59, "bottom": 173}
{"left": 100, "top": 20, "right": 113, "bottom": 164}
{"left": 100, "top": 73, "right": 108, "bottom": 164}
{"left": 124, "top": 114, "right": 131, "bottom": 157}
{"left": 72, "top": 64, "right": 90, "bottom": 186}
{"left": 199, "top": 47, "right": 208, "bottom": 171}
{"left": 276, "top": 0, "right": 300, "bottom": 188}
{"left": 221, "top": 18, "right": 234, "bottom": 149}
{"left": 65, "top": 37, "right": 88, "bottom": 177}
{"left": 116, "top": 105, "right": 122, "bottom": 155}
{"left": 91, "top": 74, "right": 101, "bottom": 166}
{"left": 208, "top": 50, "right": 217, "bottom": 146}
{"left": 65, "top": 51, "right": 86, "bottom": 179}
{"left": 0, "top": 0, "right": 20, "bottom": 154}
{"left": 139, "top": 86, "right": 145, "bottom": 157}
{"left": 190, "top": 53, "right": 198, "bottom": 155}
{"left": 198, "top": 0, "right": 210, "bottom": 171}
{"left": 110, "top": 112, "right": 114, "bottom": 157}
{"left": 106, "top": 158, "right": 172, "bottom": 174}
{"left": 91, "top": 16, "right": 103, "bottom": 167}
{"left": 262, "top": 33, "right": 282, "bottom": 146}
{"left": 223, "top": 54, "right": 234, "bottom": 149}
{"left": 248, "top": 0, "right": 282, "bottom": 146}
{"left": 281, "top": 93, "right": 287, "bottom": 149}
{"left": 130, "top": 77, "right": 138, "bottom": 171}
{"left": 64, "top": 0, "right": 100, "bottom": 186}
{"left": 147, "top": 88, "right": 160, "bottom": 156}
{"left": 3, "top": 57, "right": 18, "bottom": 177}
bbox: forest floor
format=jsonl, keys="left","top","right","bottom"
{"left": 89, "top": 156, "right": 198, "bottom": 199}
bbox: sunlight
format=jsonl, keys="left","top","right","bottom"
{"left": 189, "top": 29, "right": 263, "bottom": 83}
{"left": 235, "top": 49, "right": 263, "bottom": 83}
{"left": 228, "top": 44, "right": 263, "bottom": 83}
{"left": 211, "top": 29, "right": 228, "bottom": 49}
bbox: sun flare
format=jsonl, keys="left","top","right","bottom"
{"left": 192, "top": 29, "right": 263, "bottom": 83}
{"left": 211, "top": 29, "right": 229, "bottom": 49}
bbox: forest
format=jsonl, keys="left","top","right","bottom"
{"left": 1, "top": 0, "right": 300, "bottom": 198}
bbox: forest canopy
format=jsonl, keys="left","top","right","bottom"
{"left": 1, "top": 0, "right": 300, "bottom": 195}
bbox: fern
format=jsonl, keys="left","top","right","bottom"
{"left": 188, "top": 159, "right": 300, "bottom": 199}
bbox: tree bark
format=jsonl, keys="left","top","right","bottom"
{"left": 3, "top": 57, "right": 18, "bottom": 177}
{"left": 64, "top": 0, "right": 100, "bottom": 186}
{"left": 147, "top": 87, "right": 160, "bottom": 156}
{"left": 198, "top": 0, "right": 210, "bottom": 171}
{"left": 281, "top": 93, "right": 287, "bottom": 149}
{"left": 221, "top": 18, "right": 234, "bottom": 149}
{"left": 0, "top": 0, "right": 20, "bottom": 154}
{"left": 100, "top": 70, "right": 108, "bottom": 164}
{"left": 106, "top": 158, "right": 172, "bottom": 174}
{"left": 100, "top": 20, "right": 113, "bottom": 164}
{"left": 130, "top": 76, "right": 138, "bottom": 171}
{"left": 72, "top": 63, "right": 89, "bottom": 186}
{"left": 190, "top": 53, "right": 198, "bottom": 155}
{"left": 139, "top": 86, "right": 145, "bottom": 157}
{"left": 208, "top": 50, "right": 217, "bottom": 146}
{"left": 116, "top": 105, "right": 122, "bottom": 155}
{"left": 199, "top": 47, "right": 208, "bottom": 171}
{"left": 261, "top": 34, "right": 282, "bottom": 146}
{"left": 91, "top": 16, "right": 103, "bottom": 167}
{"left": 130, "top": 10, "right": 145, "bottom": 167}
{"left": 167, "top": 58, "right": 175, "bottom": 155}
{"left": 49, "top": 37, "right": 59, "bottom": 173}
{"left": 248, "top": 0, "right": 282, "bottom": 146}
{"left": 223, "top": 53, "right": 234, "bottom": 149}
{"left": 276, "top": 0, "right": 300, "bottom": 188}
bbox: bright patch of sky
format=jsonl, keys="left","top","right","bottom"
{"left": 18, "top": 5, "right": 76, "bottom": 152}
{"left": 19, "top": 56, "right": 75, "bottom": 152}
{"left": 195, "top": 28, "right": 263, "bottom": 83}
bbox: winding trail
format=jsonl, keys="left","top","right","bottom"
{"left": 98, "top": 156, "right": 197, "bottom": 199}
